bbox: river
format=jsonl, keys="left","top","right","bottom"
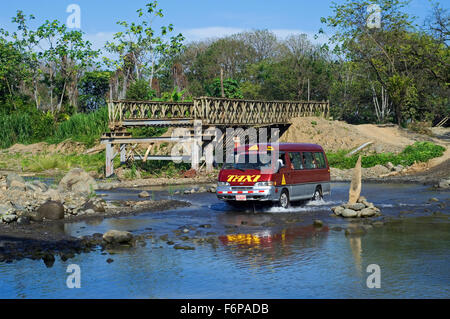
{"left": 0, "top": 182, "right": 449, "bottom": 298}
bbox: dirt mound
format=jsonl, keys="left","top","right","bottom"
{"left": 6, "top": 140, "right": 87, "bottom": 155}
{"left": 280, "top": 117, "right": 428, "bottom": 153}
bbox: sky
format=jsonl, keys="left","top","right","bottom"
{"left": 0, "top": 0, "right": 443, "bottom": 51}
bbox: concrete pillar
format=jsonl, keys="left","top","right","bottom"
{"left": 105, "top": 143, "right": 114, "bottom": 177}
{"left": 120, "top": 144, "right": 126, "bottom": 163}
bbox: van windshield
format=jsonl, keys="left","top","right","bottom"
{"left": 223, "top": 152, "right": 281, "bottom": 171}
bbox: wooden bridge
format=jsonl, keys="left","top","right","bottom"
{"left": 102, "top": 97, "right": 330, "bottom": 177}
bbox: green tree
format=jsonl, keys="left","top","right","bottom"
{"left": 104, "top": 1, "right": 185, "bottom": 99}
{"left": 79, "top": 71, "right": 112, "bottom": 111}
{"left": 207, "top": 78, "right": 243, "bottom": 99}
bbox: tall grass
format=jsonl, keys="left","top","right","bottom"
{"left": 0, "top": 111, "right": 55, "bottom": 148}
{"left": 48, "top": 107, "right": 108, "bottom": 146}
{"left": 0, "top": 107, "right": 108, "bottom": 149}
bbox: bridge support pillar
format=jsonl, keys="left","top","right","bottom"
{"left": 120, "top": 144, "right": 126, "bottom": 163}
{"left": 106, "top": 142, "right": 114, "bottom": 178}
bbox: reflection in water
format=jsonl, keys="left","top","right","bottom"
{"left": 348, "top": 236, "right": 363, "bottom": 275}
{"left": 1, "top": 183, "right": 449, "bottom": 298}
{"left": 219, "top": 225, "right": 329, "bottom": 269}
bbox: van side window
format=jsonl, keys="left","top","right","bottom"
{"left": 278, "top": 151, "right": 286, "bottom": 167}
{"left": 313, "top": 152, "right": 327, "bottom": 169}
{"left": 289, "top": 152, "right": 304, "bottom": 170}
{"left": 302, "top": 152, "right": 316, "bottom": 169}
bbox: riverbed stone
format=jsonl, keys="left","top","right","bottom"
{"left": 342, "top": 209, "right": 358, "bottom": 218}
{"left": 345, "top": 203, "right": 366, "bottom": 211}
{"left": 138, "top": 191, "right": 150, "bottom": 198}
{"left": 103, "top": 230, "right": 134, "bottom": 244}
{"left": 174, "top": 244, "right": 195, "bottom": 250}
{"left": 2, "top": 214, "right": 17, "bottom": 223}
{"left": 0, "top": 204, "right": 12, "bottom": 216}
{"left": 81, "top": 198, "right": 106, "bottom": 213}
{"left": 36, "top": 201, "right": 65, "bottom": 220}
{"left": 437, "top": 178, "right": 450, "bottom": 189}
{"left": 9, "top": 180, "right": 26, "bottom": 191}
{"left": 6, "top": 173, "right": 25, "bottom": 188}
{"left": 30, "top": 180, "right": 48, "bottom": 192}
{"left": 209, "top": 186, "right": 217, "bottom": 193}
{"left": 313, "top": 220, "right": 323, "bottom": 227}
{"left": 360, "top": 207, "right": 377, "bottom": 217}
{"left": 58, "top": 168, "right": 98, "bottom": 195}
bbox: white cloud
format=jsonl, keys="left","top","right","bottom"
{"left": 182, "top": 26, "right": 245, "bottom": 41}
{"left": 181, "top": 26, "right": 329, "bottom": 45}
{"left": 84, "top": 31, "right": 116, "bottom": 51}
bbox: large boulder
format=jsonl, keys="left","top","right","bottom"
{"left": 58, "top": 168, "right": 98, "bottom": 195}
{"left": 102, "top": 230, "right": 134, "bottom": 244}
{"left": 36, "top": 201, "right": 65, "bottom": 220}
{"left": 6, "top": 173, "right": 25, "bottom": 188}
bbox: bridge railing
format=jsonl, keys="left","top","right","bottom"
{"left": 194, "top": 97, "right": 330, "bottom": 125}
{"left": 108, "top": 98, "right": 329, "bottom": 126}
{"left": 108, "top": 100, "right": 194, "bottom": 125}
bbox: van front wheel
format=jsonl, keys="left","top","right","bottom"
{"left": 312, "top": 187, "right": 323, "bottom": 201}
{"left": 279, "top": 190, "right": 290, "bottom": 209}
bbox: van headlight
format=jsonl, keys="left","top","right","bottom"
{"left": 218, "top": 181, "right": 230, "bottom": 186}
{"left": 254, "top": 181, "right": 274, "bottom": 187}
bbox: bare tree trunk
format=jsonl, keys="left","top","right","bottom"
{"left": 220, "top": 68, "right": 225, "bottom": 98}
{"left": 58, "top": 80, "right": 67, "bottom": 112}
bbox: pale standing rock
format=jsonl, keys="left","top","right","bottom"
{"left": 348, "top": 155, "right": 362, "bottom": 204}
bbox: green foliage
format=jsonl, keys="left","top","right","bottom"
{"left": 20, "top": 151, "right": 106, "bottom": 173}
{"left": 327, "top": 142, "right": 445, "bottom": 169}
{"left": 207, "top": 78, "right": 243, "bottom": 99}
{"left": 0, "top": 109, "right": 56, "bottom": 148}
{"left": 49, "top": 107, "right": 109, "bottom": 146}
{"left": 135, "top": 160, "right": 190, "bottom": 178}
{"left": 126, "top": 79, "right": 156, "bottom": 100}
{"left": 79, "top": 71, "right": 112, "bottom": 111}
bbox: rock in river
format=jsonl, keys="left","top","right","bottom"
{"left": 2, "top": 214, "right": 18, "bottom": 223}
{"left": 58, "top": 168, "right": 98, "bottom": 195}
{"left": 342, "top": 209, "right": 358, "bottom": 218}
{"left": 138, "top": 191, "right": 150, "bottom": 198}
{"left": 102, "top": 230, "right": 134, "bottom": 244}
{"left": 36, "top": 201, "right": 65, "bottom": 220}
{"left": 360, "top": 207, "right": 376, "bottom": 217}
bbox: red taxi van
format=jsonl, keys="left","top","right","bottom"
{"left": 216, "top": 143, "right": 330, "bottom": 208}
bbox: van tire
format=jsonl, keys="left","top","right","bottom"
{"left": 312, "top": 186, "right": 323, "bottom": 201}
{"left": 279, "top": 189, "right": 290, "bottom": 209}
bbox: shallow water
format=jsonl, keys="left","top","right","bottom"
{"left": 0, "top": 182, "right": 449, "bottom": 298}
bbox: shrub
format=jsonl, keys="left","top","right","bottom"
{"left": 327, "top": 142, "right": 445, "bottom": 169}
